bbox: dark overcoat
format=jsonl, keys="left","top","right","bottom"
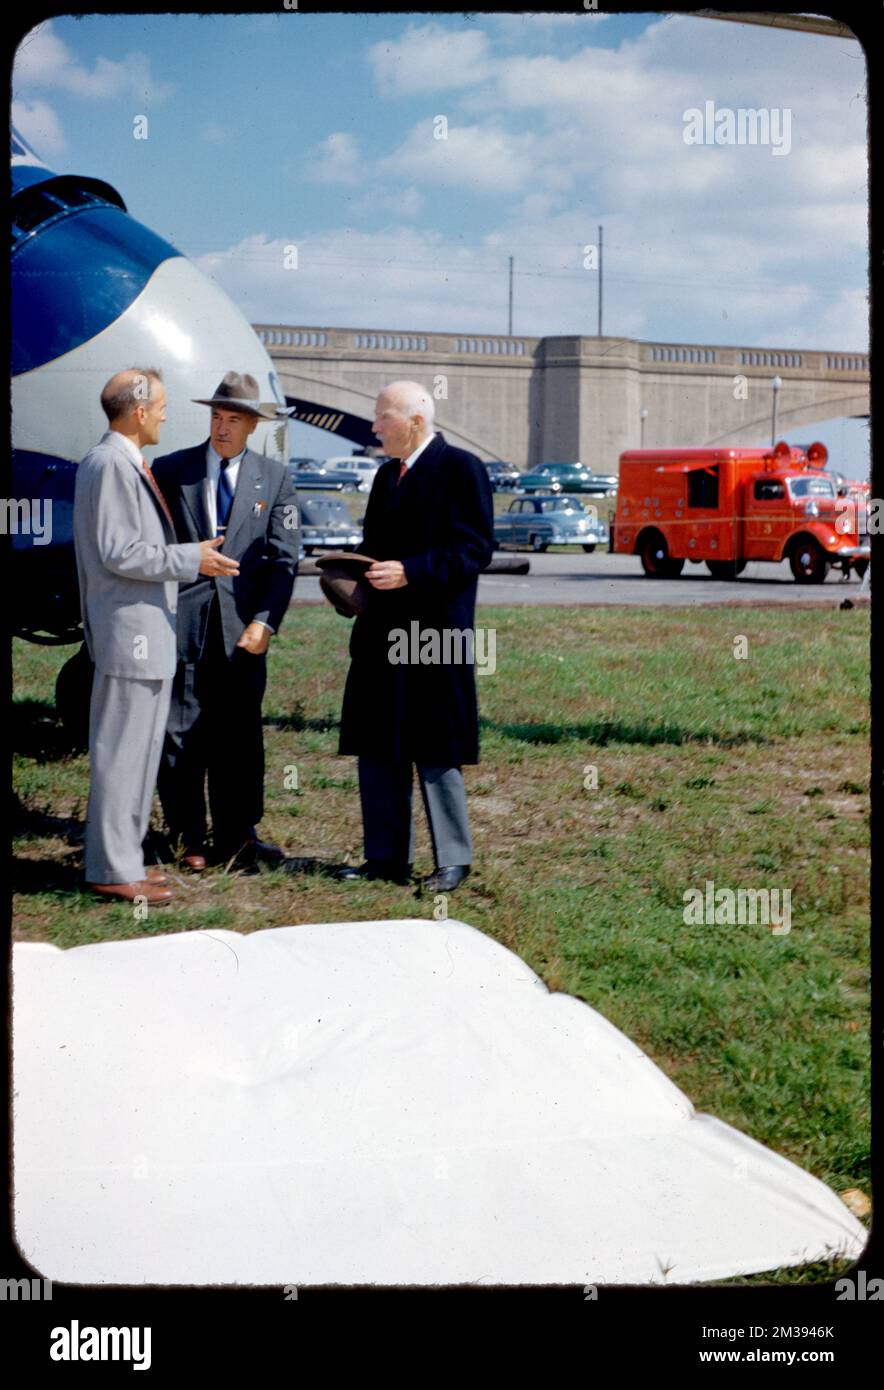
{"left": 338, "top": 431, "right": 494, "bottom": 765}
{"left": 152, "top": 442, "right": 299, "bottom": 660}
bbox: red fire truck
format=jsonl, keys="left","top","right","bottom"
{"left": 611, "top": 441, "right": 870, "bottom": 582}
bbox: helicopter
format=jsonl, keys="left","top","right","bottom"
{"left": 11, "top": 125, "right": 291, "bottom": 739}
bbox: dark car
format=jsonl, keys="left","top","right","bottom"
{"left": 297, "top": 495, "right": 363, "bottom": 554}
{"left": 518, "top": 462, "right": 619, "bottom": 496}
{"left": 483, "top": 460, "right": 521, "bottom": 491}
{"left": 494, "top": 494, "right": 610, "bottom": 553}
{"left": 289, "top": 459, "right": 361, "bottom": 491}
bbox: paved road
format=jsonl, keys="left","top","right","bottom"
{"left": 294, "top": 552, "right": 869, "bottom": 608}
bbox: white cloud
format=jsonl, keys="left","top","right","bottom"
{"left": 378, "top": 121, "right": 558, "bottom": 195}
{"left": 11, "top": 98, "right": 66, "bottom": 158}
{"left": 368, "top": 22, "right": 493, "bottom": 96}
{"left": 201, "top": 123, "right": 230, "bottom": 145}
{"left": 13, "top": 20, "right": 174, "bottom": 103}
{"left": 191, "top": 12, "right": 867, "bottom": 355}
{"left": 310, "top": 132, "right": 363, "bottom": 185}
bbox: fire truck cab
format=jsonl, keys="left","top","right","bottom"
{"left": 612, "top": 441, "right": 870, "bottom": 583}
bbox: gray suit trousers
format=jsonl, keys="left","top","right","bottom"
{"left": 84, "top": 673, "right": 171, "bottom": 884}
{"left": 357, "top": 758, "right": 472, "bottom": 867}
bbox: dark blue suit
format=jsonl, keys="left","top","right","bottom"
{"left": 338, "top": 431, "right": 494, "bottom": 866}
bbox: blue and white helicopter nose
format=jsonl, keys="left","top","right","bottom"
{"left": 11, "top": 125, "right": 288, "bottom": 644}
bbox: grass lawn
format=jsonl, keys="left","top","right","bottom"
{"left": 12, "top": 603, "right": 871, "bottom": 1284}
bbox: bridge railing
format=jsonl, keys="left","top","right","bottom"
{"left": 254, "top": 327, "right": 868, "bottom": 375}
{"left": 253, "top": 325, "right": 539, "bottom": 357}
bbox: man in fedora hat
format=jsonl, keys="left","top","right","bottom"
{"left": 334, "top": 380, "right": 494, "bottom": 893}
{"left": 153, "top": 371, "right": 300, "bottom": 868}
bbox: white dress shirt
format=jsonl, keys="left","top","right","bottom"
{"left": 400, "top": 431, "right": 436, "bottom": 471}
{"left": 111, "top": 429, "right": 148, "bottom": 469}
{"left": 203, "top": 441, "right": 273, "bottom": 634}
{"left": 204, "top": 441, "right": 246, "bottom": 537}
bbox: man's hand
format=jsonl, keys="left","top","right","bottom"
{"left": 236, "top": 621, "right": 271, "bottom": 655}
{"left": 366, "top": 560, "right": 407, "bottom": 589}
{"left": 198, "top": 537, "right": 240, "bottom": 576}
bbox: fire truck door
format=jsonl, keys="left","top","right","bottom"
{"left": 745, "top": 476, "right": 787, "bottom": 559}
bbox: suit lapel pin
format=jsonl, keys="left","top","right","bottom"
{"left": 253, "top": 499, "right": 267, "bottom": 515}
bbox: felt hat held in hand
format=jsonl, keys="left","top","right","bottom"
{"left": 314, "top": 551, "right": 377, "bottom": 618}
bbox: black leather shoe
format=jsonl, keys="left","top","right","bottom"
{"left": 218, "top": 838, "right": 286, "bottom": 868}
{"left": 335, "top": 860, "right": 413, "bottom": 885}
{"left": 422, "top": 865, "right": 470, "bottom": 894}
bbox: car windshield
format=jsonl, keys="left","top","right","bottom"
{"left": 788, "top": 476, "right": 836, "bottom": 498}
{"left": 301, "top": 499, "right": 349, "bottom": 522}
{"left": 541, "top": 497, "right": 585, "bottom": 513}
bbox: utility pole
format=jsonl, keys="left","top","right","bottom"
{"left": 598, "top": 224, "right": 603, "bottom": 337}
{"left": 508, "top": 256, "right": 514, "bottom": 336}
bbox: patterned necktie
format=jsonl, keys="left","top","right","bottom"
{"left": 141, "top": 458, "right": 174, "bottom": 527}
{"left": 217, "top": 457, "right": 235, "bottom": 534}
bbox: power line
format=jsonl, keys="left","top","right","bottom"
{"left": 180, "top": 247, "right": 859, "bottom": 299}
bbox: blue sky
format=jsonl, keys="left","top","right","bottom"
{"left": 13, "top": 11, "right": 869, "bottom": 472}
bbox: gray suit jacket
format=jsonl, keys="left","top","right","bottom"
{"left": 73, "top": 430, "right": 203, "bottom": 679}
{"left": 152, "top": 442, "right": 299, "bottom": 662}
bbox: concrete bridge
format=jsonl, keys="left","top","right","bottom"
{"left": 256, "top": 324, "right": 869, "bottom": 473}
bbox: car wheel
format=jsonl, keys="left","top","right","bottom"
{"left": 789, "top": 538, "right": 829, "bottom": 583}
{"left": 639, "top": 530, "right": 683, "bottom": 578}
{"left": 531, "top": 535, "right": 549, "bottom": 553}
{"left": 582, "top": 543, "right": 597, "bottom": 553}
{"left": 706, "top": 559, "right": 746, "bottom": 579}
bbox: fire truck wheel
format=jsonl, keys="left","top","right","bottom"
{"left": 789, "top": 538, "right": 829, "bottom": 584}
{"left": 853, "top": 559, "right": 869, "bottom": 579}
{"left": 639, "top": 531, "right": 682, "bottom": 577}
{"left": 706, "top": 559, "right": 747, "bottom": 579}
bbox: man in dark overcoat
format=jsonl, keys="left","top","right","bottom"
{"left": 153, "top": 372, "right": 300, "bottom": 868}
{"left": 336, "top": 380, "right": 494, "bottom": 893}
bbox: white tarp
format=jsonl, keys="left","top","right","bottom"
{"left": 13, "top": 919, "right": 866, "bottom": 1285}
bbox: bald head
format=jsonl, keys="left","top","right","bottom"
{"left": 373, "top": 380, "right": 435, "bottom": 460}
{"left": 101, "top": 367, "right": 166, "bottom": 448}
{"left": 100, "top": 368, "right": 163, "bottom": 424}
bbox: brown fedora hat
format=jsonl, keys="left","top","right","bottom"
{"left": 314, "top": 550, "right": 377, "bottom": 618}
{"left": 193, "top": 371, "right": 278, "bottom": 419}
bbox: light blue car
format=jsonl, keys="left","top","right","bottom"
{"left": 494, "top": 494, "right": 610, "bottom": 553}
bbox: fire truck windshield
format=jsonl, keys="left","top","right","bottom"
{"left": 788, "top": 477, "right": 836, "bottom": 499}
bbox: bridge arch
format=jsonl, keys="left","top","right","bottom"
{"left": 275, "top": 366, "right": 508, "bottom": 460}
{"left": 705, "top": 391, "right": 870, "bottom": 447}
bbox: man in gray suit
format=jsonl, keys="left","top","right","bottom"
{"left": 153, "top": 373, "right": 299, "bottom": 869}
{"left": 73, "top": 367, "right": 239, "bottom": 904}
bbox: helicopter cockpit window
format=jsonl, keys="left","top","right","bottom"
{"left": 12, "top": 185, "right": 111, "bottom": 250}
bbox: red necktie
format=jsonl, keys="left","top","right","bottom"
{"left": 141, "top": 458, "right": 174, "bottom": 528}
{"left": 396, "top": 460, "right": 408, "bottom": 485}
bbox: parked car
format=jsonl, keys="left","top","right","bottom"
{"left": 518, "top": 462, "right": 619, "bottom": 496}
{"left": 494, "top": 494, "right": 610, "bottom": 553}
{"left": 323, "top": 456, "right": 382, "bottom": 492}
{"left": 483, "top": 460, "right": 521, "bottom": 491}
{"left": 289, "top": 459, "right": 359, "bottom": 491}
{"left": 298, "top": 495, "right": 363, "bottom": 555}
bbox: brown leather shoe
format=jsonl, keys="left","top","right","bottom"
{"left": 181, "top": 847, "right": 207, "bottom": 871}
{"left": 145, "top": 868, "right": 169, "bottom": 885}
{"left": 89, "top": 880, "right": 174, "bottom": 905}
